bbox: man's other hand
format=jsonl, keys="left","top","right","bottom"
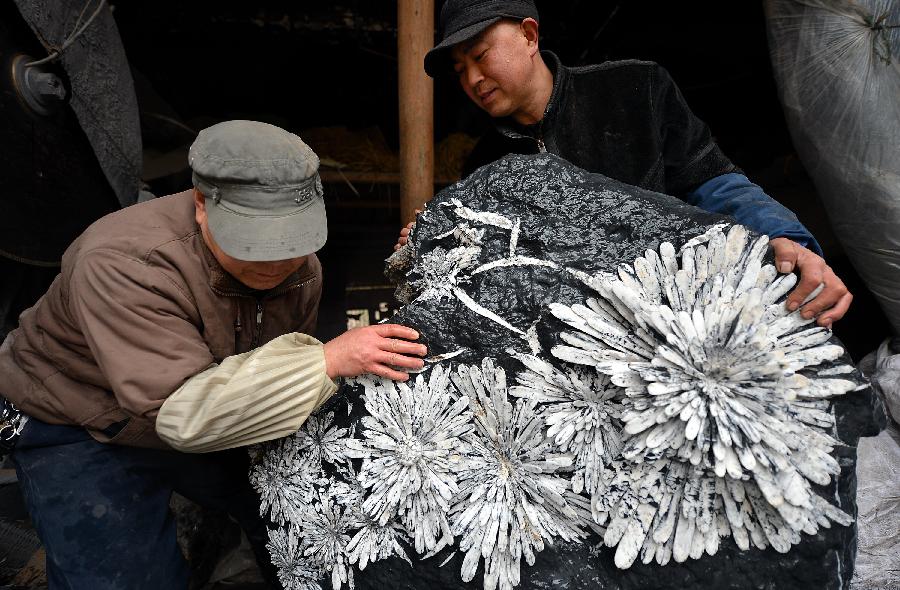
{"left": 393, "top": 209, "right": 421, "bottom": 251}
{"left": 323, "top": 324, "right": 427, "bottom": 381}
{"left": 770, "top": 237, "right": 852, "bottom": 328}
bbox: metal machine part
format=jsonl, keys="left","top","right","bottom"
{"left": 10, "top": 53, "right": 68, "bottom": 116}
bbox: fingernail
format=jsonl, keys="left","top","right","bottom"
{"left": 823, "top": 320, "right": 832, "bottom": 330}
{"left": 788, "top": 301, "right": 799, "bottom": 311}
{"left": 410, "top": 330, "right": 419, "bottom": 339}
{"left": 802, "top": 310, "right": 814, "bottom": 319}
{"left": 779, "top": 262, "right": 792, "bottom": 273}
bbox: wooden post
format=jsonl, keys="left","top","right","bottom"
{"left": 398, "top": 0, "right": 434, "bottom": 225}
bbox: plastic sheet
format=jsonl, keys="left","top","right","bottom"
{"left": 852, "top": 424, "right": 900, "bottom": 590}
{"left": 764, "top": 0, "right": 900, "bottom": 334}
{"left": 861, "top": 339, "right": 900, "bottom": 424}
{"left": 854, "top": 340, "right": 900, "bottom": 589}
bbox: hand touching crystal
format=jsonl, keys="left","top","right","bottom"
{"left": 770, "top": 237, "right": 852, "bottom": 328}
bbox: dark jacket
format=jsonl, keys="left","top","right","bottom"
{"left": 0, "top": 191, "right": 322, "bottom": 448}
{"left": 464, "top": 51, "right": 737, "bottom": 197}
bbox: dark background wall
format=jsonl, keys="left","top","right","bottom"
{"left": 112, "top": 1, "right": 791, "bottom": 161}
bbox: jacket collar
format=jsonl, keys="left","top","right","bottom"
{"left": 493, "top": 50, "right": 568, "bottom": 141}
{"left": 199, "top": 231, "right": 315, "bottom": 299}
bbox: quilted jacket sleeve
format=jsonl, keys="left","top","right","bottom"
{"left": 68, "top": 249, "right": 216, "bottom": 421}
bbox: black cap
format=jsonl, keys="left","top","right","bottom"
{"left": 424, "top": 0, "right": 539, "bottom": 77}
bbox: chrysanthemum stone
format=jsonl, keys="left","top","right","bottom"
{"left": 251, "top": 437, "right": 321, "bottom": 526}
{"left": 346, "top": 366, "right": 473, "bottom": 554}
{"left": 450, "top": 358, "right": 592, "bottom": 590}
{"left": 267, "top": 525, "right": 326, "bottom": 590}
{"left": 509, "top": 353, "right": 623, "bottom": 517}
{"left": 298, "top": 487, "right": 365, "bottom": 590}
{"left": 549, "top": 225, "right": 858, "bottom": 566}
{"left": 295, "top": 411, "right": 353, "bottom": 468}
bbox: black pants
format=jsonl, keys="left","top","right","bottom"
{"left": 13, "top": 417, "right": 279, "bottom": 589}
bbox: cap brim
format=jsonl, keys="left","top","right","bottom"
{"left": 205, "top": 195, "right": 327, "bottom": 261}
{"left": 424, "top": 17, "right": 502, "bottom": 77}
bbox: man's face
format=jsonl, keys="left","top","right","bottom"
{"left": 194, "top": 190, "right": 308, "bottom": 290}
{"left": 450, "top": 20, "right": 539, "bottom": 122}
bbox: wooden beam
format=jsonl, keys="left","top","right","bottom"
{"left": 397, "top": 0, "right": 434, "bottom": 225}
{"left": 319, "top": 170, "right": 455, "bottom": 186}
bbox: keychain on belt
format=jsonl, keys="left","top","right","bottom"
{"left": 0, "top": 397, "right": 25, "bottom": 459}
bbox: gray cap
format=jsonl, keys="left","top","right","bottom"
{"left": 189, "top": 120, "right": 327, "bottom": 261}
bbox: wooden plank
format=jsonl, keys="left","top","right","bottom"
{"left": 319, "top": 169, "right": 455, "bottom": 186}
{"left": 397, "top": 0, "right": 434, "bottom": 224}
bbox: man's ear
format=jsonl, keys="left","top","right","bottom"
{"left": 521, "top": 18, "right": 539, "bottom": 55}
{"left": 193, "top": 188, "right": 207, "bottom": 226}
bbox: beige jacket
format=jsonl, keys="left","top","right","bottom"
{"left": 0, "top": 191, "right": 335, "bottom": 450}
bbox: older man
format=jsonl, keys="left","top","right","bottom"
{"left": 0, "top": 120, "right": 426, "bottom": 589}
{"left": 398, "top": 0, "right": 852, "bottom": 328}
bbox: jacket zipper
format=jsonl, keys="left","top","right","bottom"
{"left": 536, "top": 135, "right": 546, "bottom": 153}
{"left": 233, "top": 312, "right": 243, "bottom": 352}
{"left": 253, "top": 300, "right": 264, "bottom": 349}
{"left": 220, "top": 274, "right": 317, "bottom": 352}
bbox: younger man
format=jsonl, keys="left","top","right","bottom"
{"left": 402, "top": 0, "right": 851, "bottom": 328}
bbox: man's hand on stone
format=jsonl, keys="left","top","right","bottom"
{"left": 393, "top": 209, "right": 421, "bottom": 251}
{"left": 323, "top": 324, "right": 427, "bottom": 381}
{"left": 770, "top": 237, "right": 852, "bottom": 329}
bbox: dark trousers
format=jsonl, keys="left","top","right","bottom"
{"left": 12, "top": 417, "right": 278, "bottom": 590}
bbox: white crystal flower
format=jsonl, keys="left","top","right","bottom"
{"left": 298, "top": 487, "right": 365, "bottom": 590}
{"left": 329, "top": 462, "right": 412, "bottom": 570}
{"left": 346, "top": 517, "right": 411, "bottom": 572}
{"left": 295, "top": 411, "right": 353, "bottom": 468}
{"left": 250, "top": 438, "right": 321, "bottom": 526}
{"left": 592, "top": 460, "right": 718, "bottom": 569}
{"left": 347, "top": 366, "right": 473, "bottom": 554}
{"left": 267, "top": 525, "right": 325, "bottom": 590}
{"left": 450, "top": 358, "right": 591, "bottom": 590}
{"left": 509, "top": 354, "right": 623, "bottom": 516}
{"left": 549, "top": 225, "right": 859, "bottom": 565}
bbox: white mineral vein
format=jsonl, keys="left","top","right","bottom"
{"left": 425, "top": 348, "right": 468, "bottom": 363}
{"left": 472, "top": 256, "right": 560, "bottom": 276}
{"left": 444, "top": 198, "right": 514, "bottom": 230}
{"left": 453, "top": 287, "right": 525, "bottom": 336}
